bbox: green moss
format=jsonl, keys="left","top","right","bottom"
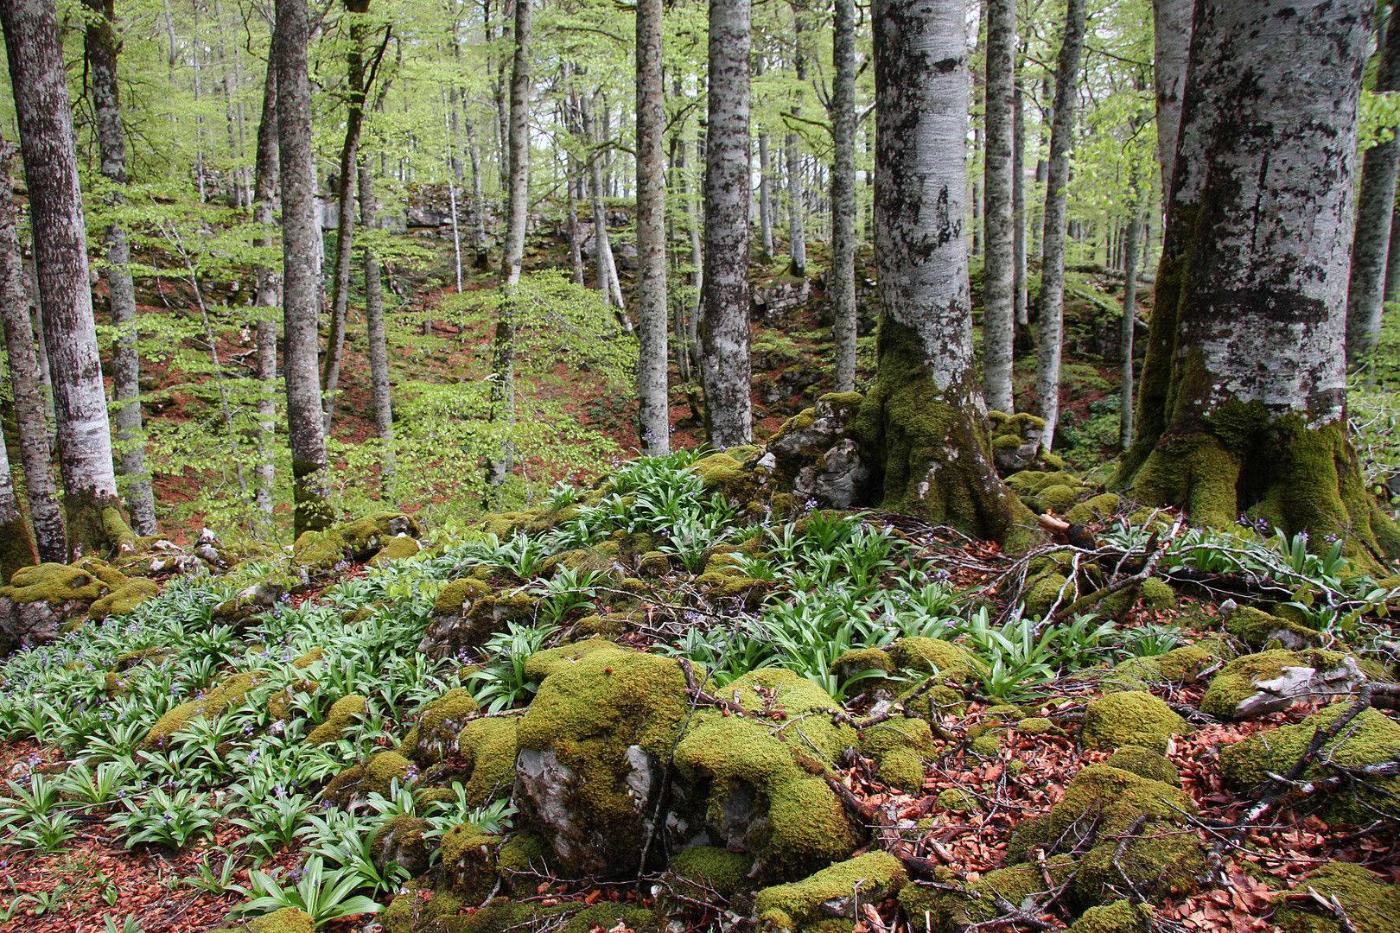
{"left": 888, "top": 637, "right": 981, "bottom": 681}
{"left": 1200, "top": 648, "right": 1352, "bottom": 719}
{"left": 1103, "top": 746, "right": 1180, "bottom": 786}
{"left": 522, "top": 636, "right": 624, "bottom": 681}
{"left": 637, "top": 550, "right": 670, "bottom": 577}
{"left": 1072, "top": 827, "right": 1204, "bottom": 904}
{"left": 754, "top": 852, "right": 906, "bottom": 930}
{"left": 434, "top": 577, "right": 493, "bottom": 616}
{"left": 936, "top": 788, "right": 981, "bottom": 813}
{"left": 293, "top": 512, "right": 418, "bottom": 570}
{"left": 370, "top": 536, "right": 421, "bottom": 565}
{"left": 404, "top": 688, "right": 480, "bottom": 763}
{"left": 438, "top": 823, "right": 500, "bottom": 900}
{"left": 1016, "top": 716, "right": 1057, "bottom": 735}
{"left": 496, "top": 832, "right": 550, "bottom": 893}
{"left": 1224, "top": 605, "right": 1319, "bottom": 650}
{"left": 88, "top": 578, "right": 159, "bottom": 620}
{"left": 63, "top": 491, "right": 136, "bottom": 557}
{"left": 970, "top": 734, "right": 1002, "bottom": 756}
{"left": 1024, "top": 571, "right": 1070, "bottom": 616}
{"left": 848, "top": 317, "right": 1038, "bottom": 546}
{"left": 244, "top": 908, "right": 316, "bottom": 933}
{"left": 668, "top": 846, "right": 754, "bottom": 898}
{"left": 1081, "top": 691, "right": 1187, "bottom": 753}
{"left": 1007, "top": 765, "right": 1195, "bottom": 861}
{"left": 370, "top": 814, "right": 431, "bottom": 877}
{"left": 559, "top": 904, "right": 661, "bottom": 933}
{"left": 832, "top": 647, "right": 894, "bottom": 680}
{"left": 143, "top": 671, "right": 259, "bottom": 748}
{"left": 0, "top": 517, "right": 35, "bottom": 585}
{"left": 1138, "top": 577, "right": 1177, "bottom": 610}
{"left": 690, "top": 452, "right": 763, "bottom": 504}
{"left": 1039, "top": 484, "right": 1080, "bottom": 513}
{"left": 3, "top": 562, "right": 108, "bottom": 604}
{"left": 1068, "top": 900, "right": 1154, "bottom": 932}
{"left": 898, "top": 855, "right": 1076, "bottom": 932}
{"left": 380, "top": 884, "right": 469, "bottom": 933}
{"left": 1274, "top": 862, "right": 1400, "bottom": 933}
{"left": 1065, "top": 493, "right": 1121, "bottom": 525}
{"left": 456, "top": 716, "right": 518, "bottom": 806}
{"left": 364, "top": 751, "right": 412, "bottom": 795}
{"left": 306, "top": 694, "right": 366, "bottom": 745}
{"left": 1104, "top": 639, "right": 1230, "bottom": 691}
{"left": 1220, "top": 704, "right": 1400, "bottom": 823}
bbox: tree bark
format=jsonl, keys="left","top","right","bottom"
{"left": 1346, "top": 0, "right": 1400, "bottom": 365}
{"left": 830, "top": 0, "right": 858, "bottom": 392}
{"left": 582, "top": 99, "right": 625, "bottom": 312}
{"left": 273, "top": 0, "right": 332, "bottom": 536}
{"left": 1, "top": 0, "right": 130, "bottom": 557}
{"left": 635, "top": 0, "right": 670, "bottom": 455}
{"left": 785, "top": 10, "right": 807, "bottom": 277}
{"left": 1128, "top": 0, "right": 1397, "bottom": 562}
{"left": 1032, "top": 0, "right": 1087, "bottom": 451}
{"left": 1152, "top": 0, "right": 1193, "bottom": 199}
{"left": 700, "top": 0, "right": 754, "bottom": 448}
{"left": 84, "top": 0, "right": 157, "bottom": 536}
{"left": 253, "top": 51, "right": 280, "bottom": 527}
{"left": 1119, "top": 210, "right": 1141, "bottom": 448}
{"left": 855, "top": 0, "right": 1032, "bottom": 546}
{"left": 0, "top": 134, "right": 60, "bottom": 564}
{"left": 982, "top": 0, "right": 1016, "bottom": 414}
{"left": 1012, "top": 59, "right": 1029, "bottom": 330}
{"left": 758, "top": 132, "right": 775, "bottom": 257}
{"left": 358, "top": 161, "right": 395, "bottom": 484}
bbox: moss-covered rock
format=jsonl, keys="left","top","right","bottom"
{"left": 754, "top": 852, "right": 906, "bottom": 931}
{"left": 1220, "top": 704, "right": 1400, "bottom": 823}
{"left": 637, "top": 550, "right": 671, "bottom": 577}
{"left": 1274, "top": 861, "right": 1400, "bottom": 933}
{"left": 898, "top": 855, "right": 1075, "bottom": 932}
{"left": 401, "top": 688, "right": 480, "bottom": 764}
{"left": 860, "top": 716, "right": 933, "bottom": 793}
{"left": 1224, "top": 605, "right": 1319, "bottom": 651}
{"left": 1067, "top": 900, "right": 1154, "bottom": 932}
{"left": 438, "top": 822, "right": 500, "bottom": 901}
{"left": 667, "top": 845, "right": 754, "bottom": 899}
{"left": 1081, "top": 691, "right": 1188, "bottom": 753}
{"left": 674, "top": 668, "right": 862, "bottom": 881}
{"left": 514, "top": 643, "right": 690, "bottom": 876}
{"left": 1072, "top": 825, "right": 1204, "bottom": 905}
{"left": 142, "top": 671, "right": 259, "bottom": 749}
{"left": 1103, "top": 637, "right": 1232, "bottom": 691}
{"left": 887, "top": 637, "right": 981, "bottom": 682}
{"left": 495, "top": 832, "right": 550, "bottom": 894}
{"left": 936, "top": 787, "right": 981, "bottom": 813}
{"left": 455, "top": 715, "right": 519, "bottom": 806}
{"left": 1065, "top": 493, "right": 1121, "bottom": 525}
{"left": 293, "top": 512, "right": 419, "bottom": 570}
{"left": 380, "top": 884, "right": 468, "bottom": 933}
{"left": 371, "top": 814, "right": 431, "bottom": 877}
{"left": 369, "top": 536, "right": 421, "bottom": 565}
{"left": 1103, "top": 746, "right": 1180, "bottom": 786}
{"left": 305, "top": 694, "right": 366, "bottom": 745}
{"left": 88, "top": 577, "right": 159, "bottom": 621}
{"left": 1007, "top": 765, "right": 1195, "bottom": 861}
{"left": 1201, "top": 649, "right": 1364, "bottom": 719}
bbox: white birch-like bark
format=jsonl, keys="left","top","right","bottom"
{"left": 253, "top": 51, "right": 280, "bottom": 526}
{"left": 982, "top": 0, "right": 1016, "bottom": 413}
{"left": 358, "top": 162, "right": 395, "bottom": 483}
{"left": 1152, "top": 0, "right": 1193, "bottom": 199}
{"left": 830, "top": 0, "right": 858, "bottom": 392}
{"left": 785, "top": 13, "right": 807, "bottom": 277}
{"left": 700, "top": 0, "right": 754, "bottom": 447}
{"left": 2, "top": 0, "right": 126, "bottom": 555}
{"left": 635, "top": 0, "right": 670, "bottom": 454}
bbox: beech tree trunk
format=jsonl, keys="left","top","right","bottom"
{"left": 700, "top": 0, "right": 754, "bottom": 448}
{"left": 358, "top": 162, "right": 395, "bottom": 483}
{"left": 582, "top": 99, "right": 626, "bottom": 312}
{"left": 785, "top": 12, "right": 807, "bottom": 278}
{"left": 0, "top": 428, "right": 34, "bottom": 582}
{"left": 1012, "top": 64, "right": 1029, "bottom": 329}
{"left": 1152, "top": 0, "right": 1193, "bottom": 198}
{"left": 758, "top": 132, "right": 775, "bottom": 258}
{"left": 0, "top": 134, "right": 61, "bottom": 564}
{"left": 84, "top": 0, "right": 157, "bottom": 535}
{"left": 1119, "top": 210, "right": 1141, "bottom": 448}
{"left": 982, "top": 0, "right": 1016, "bottom": 414}
{"left": 1346, "top": 0, "right": 1400, "bottom": 365}
{"left": 1127, "top": 0, "right": 1397, "bottom": 562}
{"left": 830, "top": 0, "right": 858, "bottom": 393}
{"left": 273, "top": 0, "right": 332, "bottom": 536}
{"left": 854, "top": 0, "right": 1032, "bottom": 547}
{"left": 1032, "top": 0, "right": 1087, "bottom": 451}
{"left": 2, "top": 0, "right": 130, "bottom": 557}
{"left": 635, "top": 0, "right": 670, "bottom": 455}
{"left": 253, "top": 52, "right": 280, "bottom": 526}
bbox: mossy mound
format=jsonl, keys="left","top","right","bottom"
{"left": 323, "top": 749, "right": 413, "bottom": 804}
{"left": 401, "top": 688, "right": 480, "bottom": 764}
{"left": 1219, "top": 704, "right": 1400, "bottom": 823}
{"left": 1223, "top": 605, "right": 1319, "bottom": 650}
{"left": 1071, "top": 826, "right": 1204, "bottom": 905}
{"left": 859, "top": 716, "right": 933, "bottom": 793}
{"left": 212, "top": 907, "right": 316, "bottom": 933}
{"left": 936, "top": 787, "right": 981, "bottom": 813}
{"left": 380, "top": 884, "right": 468, "bottom": 933}
{"left": 1081, "top": 691, "right": 1188, "bottom": 753}
{"left": 1007, "top": 765, "right": 1195, "bottom": 861}
{"left": 1200, "top": 649, "right": 1363, "bottom": 719}
{"left": 674, "top": 668, "right": 861, "bottom": 881}
{"left": 898, "top": 855, "right": 1075, "bottom": 932}
{"left": 3, "top": 561, "right": 111, "bottom": 605}
{"left": 1103, "top": 746, "right": 1180, "bottom": 786}
{"left": 514, "top": 642, "right": 690, "bottom": 876}
{"left": 1274, "top": 861, "right": 1400, "bottom": 933}
{"left": 887, "top": 637, "right": 982, "bottom": 682}
{"left": 305, "top": 694, "right": 366, "bottom": 745}
{"left": 1065, "top": 493, "right": 1121, "bottom": 525}
{"left": 142, "top": 671, "right": 259, "bottom": 749}
{"left": 1103, "top": 637, "right": 1232, "bottom": 691}
{"left": 438, "top": 822, "right": 500, "bottom": 901}
{"left": 521, "top": 636, "right": 622, "bottom": 680}
{"left": 370, "top": 535, "right": 421, "bottom": 565}
{"left": 667, "top": 845, "right": 754, "bottom": 899}
{"left": 455, "top": 715, "right": 518, "bottom": 806}
{"left": 1067, "top": 900, "right": 1154, "bottom": 932}
{"left": 370, "top": 814, "right": 431, "bottom": 877}
{"left": 88, "top": 577, "right": 159, "bottom": 621}
{"left": 754, "top": 852, "right": 906, "bottom": 930}
{"left": 292, "top": 512, "right": 418, "bottom": 570}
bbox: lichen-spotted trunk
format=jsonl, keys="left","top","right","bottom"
{"left": 1123, "top": 0, "right": 1399, "bottom": 563}
{"left": 857, "top": 0, "right": 1034, "bottom": 548}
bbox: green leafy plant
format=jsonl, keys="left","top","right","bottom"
{"left": 109, "top": 786, "right": 220, "bottom": 850}
{"left": 234, "top": 855, "right": 380, "bottom": 925}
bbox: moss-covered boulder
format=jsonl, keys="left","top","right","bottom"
{"left": 764, "top": 393, "right": 871, "bottom": 510}
{"left": 417, "top": 580, "right": 535, "bottom": 661}
{"left": 142, "top": 671, "right": 259, "bottom": 749}
{"left": 513, "top": 642, "right": 690, "bottom": 876}
{"left": 371, "top": 814, "right": 432, "bottom": 877}
{"left": 1081, "top": 691, "right": 1188, "bottom": 753}
{"left": 1007, "top": 765, "right": 1195, "bottom": 861}
{"left": 898, "top": 855, "right": 1075, "bottom": 932}
{"left": 666, "top": 845, "right": 755, "bottom": 900}
{"left": 292, "top": 512, "right": 419, "bottom": 571}
{"left": 438, "top": 822, "right": 501, "bottom": 901}
{"left": 400, "top": 688, "right": 480, "bottom": 764}
{"left": 887, "top": 637, "right": 982, "bottom": 682}
{"left": 455, "top": 716, "right": 518, "bottom": 806}
{"left": 1103, "top": 637, "right": 1233, "bottom": 691}
{"left": 1103, "top": 746, "right": 1180, "bottom": 786}
{"left": 859, "top": 716, "right": 933, "bottom": 792}
{"left": 1220, "top": 704, "right": 1400, "bottom": 823}
{"left": 369, "top": 536, "right": 421, "bottom": 565}
{"left": 0, "top": 560, "right": 129, "bottom": 651}
{"left": 1201, "top": 649, "right": 1365, "bottom": 719}
{"left": 1274, "top": 861, "right": 1400, "bottom": 933}
{"left": 1067, "top": 900, "right": 1154, "bottom": 932}
{"left": 1223, "top": 605, "right": 1319, "bottom": 651}
{"left": 987, "top": 410, "right": 1050, "bottom": 475}
{"left": 380, "top": 884, "right": 468, "bottom": 933}
{"left": 211, "top": 907, "right": 316, "bottom": 933}
{"left": 674, "top": 668, "right": 862, "bottom": 881}
{"left": 305, "top": 694, "right": 366, "bottom": 745}
{"left": 754, "top": 852, "right": 906, "bottom": 931}
{"left": 88, "top": 577, "right": 159, "bottom": 621}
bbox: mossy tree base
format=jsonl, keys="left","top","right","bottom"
{"left": 63, "top": 490, "right": 135, "bottom": 559}
{"left": 1128, "top": 410, "right": 1399, "bottom": 566}
{"left": 850, "top": 320, "right": 1036, "bottom": 549}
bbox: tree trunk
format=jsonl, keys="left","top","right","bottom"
{"left": 700, "top": 0, "right": 754, "bottom": 448}
{"left": 1012, "top": 59, "right": 1029, "bottom": 330}
{"left": 1119, "top": 210, "right": 1141, "bottom": 448}
{"left": 84, "top": 0, "right": 157, "bottom": 536}
{"left": 253, "top": 51, "right": 280, "bottom": 527}
{"left": 466, "top": 120, "right": 490, "bottom": 269}
{"left": 0, "top": 134, "right": 61, "bottom": 564}
{"left": 635, "top": 0, "right": 670, "bottom": 455}
{"left": 785, "top": 12, "right": 807, "bottom": 278}
{"left": 1385, "top": 197, "right": 1400, "bottom": 305}
{"left": 855, "top": 0, "right": 1032, "bottom": 546}
{"left": 758, "top": 131, "right": 775, "bottom": 258}
{"left": 273, "top": 0, "right": 332, "bottom": 536}
{"left": 358, "top": 161, "right": 395, "bottom": 484}
{"left": 982, "top": 0, "right": 1016, "bottom": 414}
{"left": 1152, "top": 0, "right": 1193, "bottom": 199}
{"left": 830, "top": 0, "right": 858, "bottom": 393}
{"left": 0, "top": 426, "right": 35, "bottom": 582}
{"left": 1032, "top": 0, "right": 1087, "bottom": 451}
{"left": 1127, "top": 0, "right": 1397, "bottom": 562}
{"left": 583, "top": 99, "right": 626, "bottom": 312}
{"left": 1, "top": 0, "right": 130, "bottom": 557}
{"left": 1346, "top": 0, "right": 1400, "bottom": 365}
